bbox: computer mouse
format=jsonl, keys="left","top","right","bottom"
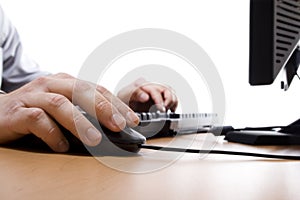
{"left": 73, "top": 125, "right": 146, "bottom": 155}
{"left": 63, "top": 113, "right": 146, "bottom": 155}
{"left": 63, "top": 128, "right": 146, "bottom": 155}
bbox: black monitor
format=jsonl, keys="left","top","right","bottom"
{"left": 225, "top": 0, "right": 300, "bottom": 145}
{"left": 249, "top": 0, "right": 300, "bottom": 90}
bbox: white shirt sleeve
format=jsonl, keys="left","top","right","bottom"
{"left": 0, "top": 6, "right": 49, "bottom": 92}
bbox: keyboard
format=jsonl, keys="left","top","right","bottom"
{"left": 133, "top": 112, "right": 218, "bottom": 138}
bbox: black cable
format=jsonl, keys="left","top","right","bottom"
{"left": 140, "top": 144, "right": 300, "bottom": 160}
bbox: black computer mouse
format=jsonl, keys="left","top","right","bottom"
{"left": 66, "top": 125, "right": 146, "bottom": 155}
{"left": 61, "top": 113, "right": 146, "bottom": 155}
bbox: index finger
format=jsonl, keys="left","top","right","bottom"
{"left": 140, "top": 85, "right": 166, "bottom": 112}
{"left": 37, "top": 75, "right": 139, "bottom": 130}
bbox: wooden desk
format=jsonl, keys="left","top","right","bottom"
{"left": 1, "top": 133, "right": 300, "bottom": 200}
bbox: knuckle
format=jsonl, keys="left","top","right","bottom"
{"left": 74, "top": 80, "right": 94, "bottom": 92}
{"left": 131, "top": 90, "right": 142, "bottom": 100}
{"left": 28, "top": 76, "right": 51, "bottom": 92}
{"left": 4, "top": 101, "right": 24, "bottom": 132}
{"left": 47, "top": 127, "right": 57, "bottom": 136}
{"left": 27, "top": 108, "right": 45, "bottom": 122}
{"left": 112, "top": 99, "right": 126, "bottom": 111}
{"left": 47, "top": 94, "right": 69, "bottom": 109}
{"left": 72, "top": 112, "right": 85, "bottom": 126}
{"left": 69, "top": 112, "right": 86, "bottom": 135}
{"left": 46, "top": 126, "right": 60, "bottom": 139}
{"left": 96, "top": 85, "right": 109, "bottom": 94}
{"left": 133, "top": 88, "right": 141, "bottom": 96}
{"left": 54, "top": 72, "right": 73, "bottom": 79}
{"left": 6, "top": 101, "right": 23, "bottom": 115}
{"left": 96, "top": 100, "right": 112, "bottom": 112}
{"left": 33, "top": 76, "right": 50, "bottom": 86}
{"left": 40, "top": 126, "right": 59, "bottom": 141}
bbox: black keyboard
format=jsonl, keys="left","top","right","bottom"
{"left": 133, "top": 112, "right": 218, "bottom": 138}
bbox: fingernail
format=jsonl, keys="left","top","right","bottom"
{"left": 139, "top": 93, "right": 149, "bottom": 101}
{"left": 159, "top": 103, "right": 166, "bottom": 112}
{"left": 127, "top": 111, "right": 140, "bottom": 125}
{"left": 86, "top": 128, "right": 102, "bottom": 143}
{"left": 112, "top": 113, "right": 126, "bottom": 128}
{"left": 57, "top": 139, "right": 69, "bottom": 152}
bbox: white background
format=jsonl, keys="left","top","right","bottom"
{"left": 1, "top": 0, "right": 300, "bottom": 128}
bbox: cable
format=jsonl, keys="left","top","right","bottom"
{"left": 140, "top": 144, "right": 300, "bottom": 160}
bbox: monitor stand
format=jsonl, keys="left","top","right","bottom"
{"left": 224, "top": 118, "right": 300, "bottom": 145}
{"left": 225, "top": 130, "right": 300, "bottom": 145}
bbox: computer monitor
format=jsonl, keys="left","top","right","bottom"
{"left": 249, "top": 0, "right": 300, "bottom": 90}
{"left": 224, "top": 0, "right": 300, "bottom": 145}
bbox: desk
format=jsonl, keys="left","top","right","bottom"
{"left": 1, "top": 133, "right": 300, "bottom": 200}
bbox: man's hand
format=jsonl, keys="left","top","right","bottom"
{"left": 117, "top": 78, "right": 178, "bottom": 113}
{"left": 0, "top": 73, "right": 140, "bottom": 152}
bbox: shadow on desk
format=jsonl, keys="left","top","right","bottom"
{"left": 4, "top": 133, "right": 300, "bottom": 162}
{"left": 1, "top": 134, "right": 91, "bottom": 156}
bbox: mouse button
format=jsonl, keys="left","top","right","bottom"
{"left": 121, "top": 127, "right": 146, "bottom": 143}
{"left": 101, "top": 126, "right": 146, "bottom": 145}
